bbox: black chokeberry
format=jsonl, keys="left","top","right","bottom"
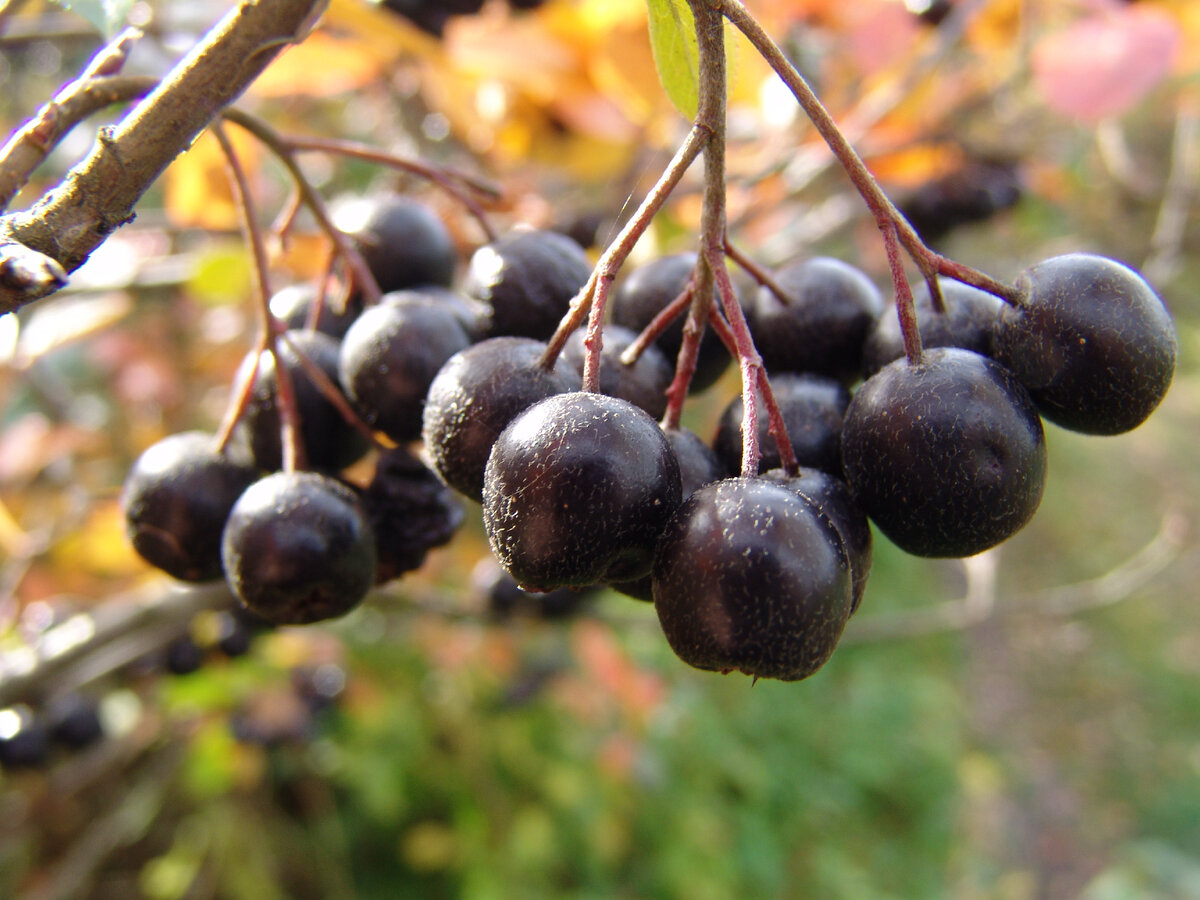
{"left": 861, "top": 277, "right": 1003, "bottom": 379}
{"left": 747, "top": 257, "right": 883, "bottom": 383}
{"left": 221, "top": 471, "right": 377, "bottom": 625}
{"left": 338, "top": 294, "right": 471, "bottom": 442}
{"left": 357, "top": 445, "right": 463, "bottom": 584}
{"left": 334, "top": 194, "right": 457, "bottom": 292}
{"left": 123, "top": 431, "right": 259, "bottom": 582}
{"left": 483, "top": 392, "right": 682, "bottom": 590}
{"left": 560, "top": 324, "right": 673, "bottom": 419}
{"left": 422, "top": 337, "right": 580, "bottom": 501}
{"left": 841, "top": 347, "right": 1047, "bottom": 558}
{"left": 464, "top": 229, "right": 591, "bottom": 340}
{"left": 238, "top": 330, "right": 371, "bottom": 472}
{"left": 713, "top": 373, "right": 851, "bottom": 476}
{"left": 765, "top": 467, "right": 872, "bottom": 614}
{"left": 611, "top": 252, "right": 732, "bottom": 393}
{"left": 653, "top": 477, "right": 853, "bottom": 681}
{"left": 991, "top": 253, "right": 1176, "bottom": 435}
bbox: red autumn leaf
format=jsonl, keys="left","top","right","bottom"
{"left": 1032, "top": 5, "right": 1180, "bottom": 122}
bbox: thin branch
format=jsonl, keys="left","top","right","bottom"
{"left": 716, "top": 0, "right": 1022, "bottom": 312}
{"left": 0, "top": 27, "right": 154, "bottom": 210}
{"left": 221, "top": 107, "right": 382, "bottom": 304}
{"left": 0, "top": 0, "right": 329, "bottom": 313}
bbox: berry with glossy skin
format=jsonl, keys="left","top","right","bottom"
{"left": 387, "top": 285, "right": 490, "bottom": 341}
{"left": 841, "top": 347, "right": 1047, "bottom": 558}
{"left": 239, "top": 330, "right": 371, "bottom": 472}
{"left": 269, "top": 283, "right": 362, "bottom": 340}
{"left": 713, "top": 373, "right": 851, "bottom": 476}
{"left": 164, "top": 633, "right": 205, "bottom": 675}
{"left": 464, "top": 229, "right": 591, "bottom": 340}
{"left": 765, "top": 467, "right": 872, "bottom": 614}
{"left": 483, "top": 392, "right": 682, "bottom": 590}
{"left": 0, "top": 706, "right": 50, "bottom": 769}
{"left": 609, "top": 425, "right": 727, "bottom": 602}
{"left": 123, "top": 432, "right": 259, "bottom": 582}
{"left": 747, "top": 257, "right": 884, "bottom": 383}
{"left": 653, "top": 477, "right": 853, "bottom": 681}
{"left": 338, "top": 295, "right": 471, "bottom": 442}
{"left": 560, "top": 324, "right": 673, "bottom": 419}
{"left": 222, "top": 471, "right": 377, "bottom": 625}
{"left": 612, "top": 252, "right": 732, "bottom": 393}
{"left": 991, "top": 253, "right": 1176, "bottom": 435}
{"left": 333, "top": 194, "right": 457, "bottom": 292}
{"left": 422, "top": 337, "right": 580, "bottom": 501}
{"left": 46, "top": 693, "right": 104, "bottom": 749}
{"left": 357, "top": 446, "right": 463, "bottom": 584}
{"left": 861, "top": 278, "right": 1003, "bottom": 379}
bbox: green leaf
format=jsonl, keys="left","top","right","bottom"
{"left": 48, "top": 0, "right": 134, "bottom": 39}
{"left": 646, "top": 0, "right": 700, "bottom": 120}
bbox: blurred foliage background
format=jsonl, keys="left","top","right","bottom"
{"left": 1, "top": 0, "right": 1199, "bottom": 897}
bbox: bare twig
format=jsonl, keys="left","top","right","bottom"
{"left": 0, "top": 0, "right": 329, "bottom": 313}
{"left": 0, "top": 27, "right": 154, "bottom": 210}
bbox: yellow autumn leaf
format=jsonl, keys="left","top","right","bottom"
{"left": 164, "top": 128, "right": 261, "bottom": 231}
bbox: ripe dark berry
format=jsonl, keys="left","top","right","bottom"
{"left": 386, "top": 285, "right": 490, "bottom": 341}
{"left": 765, "top": 467, "right": 872, "bottom": 614}
{"left": 653, "top": 477, "right": 853, "bottom": 681}
{"left": 560, "top": 324, "right": 673, "bottom": 419}
{"left": 46, "top": 694, "right": 105, "bottom": 749}
{"left": 123, "top": 431, "right": 259, "bottom": 582}
{"left": 898, "top": 159, "right": 1021, "bottom": 243}
{"left": 747, "top": 257, "right": 884, "bottom": 382}
{"left": 713, "top": 373, "right": 851, "bottom": 476}
{"left": 464, "top": 229, "right": 591, "bottom": 340}
{"left": 483, "top": 392, "right": 682, "bottom": 590}
{"left": 609, "top": 425, "right": 727, "bottom": 603}
{"left": 269, "top": 283, "right": 362, "bottom": 340}
{"left": 991, "top": 254, "right": 1176, "bottom": 435}
{"left": 221, "top": 471, "right": 377, "bottom": 625}
{"left": 611, "top": 252, "right": 732, "bottom": 392}
{"left": 334, "top": 194, "right": 457, "bottom": 292}
{"left": 164, "top": 632, "right": 205, "bottom": 675}
{"left": 338, "top": 295, "right": 471, "bottom": 442}
{"left": 357, "top": 446, "right": 463, "bottom": 584}
{"left": 0, "top": 706, "right": 50, "bottom": 769}
{"left": 239, "top": 330, "right": 370, "bottom": 472}
{"left": 861, "top": 277, "right": 1003, "bottom": 379}
{"left": 422, "top": 337, "right": 580, "bottom": 501}
{"left": 841, "top": 347, "right": 1047, "bottom": 558}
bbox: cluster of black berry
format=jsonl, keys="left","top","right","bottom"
{"left": 122, "top": 196, "right": 595, "bottom": 628}
{"left": 440, "top": 249, "right": 1175, "bottom": 683}
{"left": 121, "top": 188, "right": 1177, "bottom": 687}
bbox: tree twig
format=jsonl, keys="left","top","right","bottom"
{"left": 0, "top": 0, "right": 329, "bottom": 314}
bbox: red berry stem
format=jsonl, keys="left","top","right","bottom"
{"left": 540, "top": 122, "right": 711, "bottom": 372}
{"left": 704, "top": 306, "right": 800, "bottom": 475}
{"left": 287, "top": 134, "right": 501, "bottom": 243}
{"left": 882, "top": 219, "right": 924, "bottom": 365}
{"left": 724, "top": 236, "right": 790, "bottom": 306}
{"left": 212, "top": 122, "right": 305, "bottom": 466}
{"left": 221, "top": 108, "right": 383, "bottom": 304}
{"left": 619, "top": 283, "right": 694, "bottom": 368}
{"left": 691, "top": 0, "right": 776, "bottom": 477}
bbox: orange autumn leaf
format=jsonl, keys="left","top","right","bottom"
{"left": 164, "top": 128, "right": 261, "bottom": 230}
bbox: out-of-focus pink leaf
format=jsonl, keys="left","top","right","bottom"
{"left": 1032, "top": 6, "right": 1180, "bottom": 122}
